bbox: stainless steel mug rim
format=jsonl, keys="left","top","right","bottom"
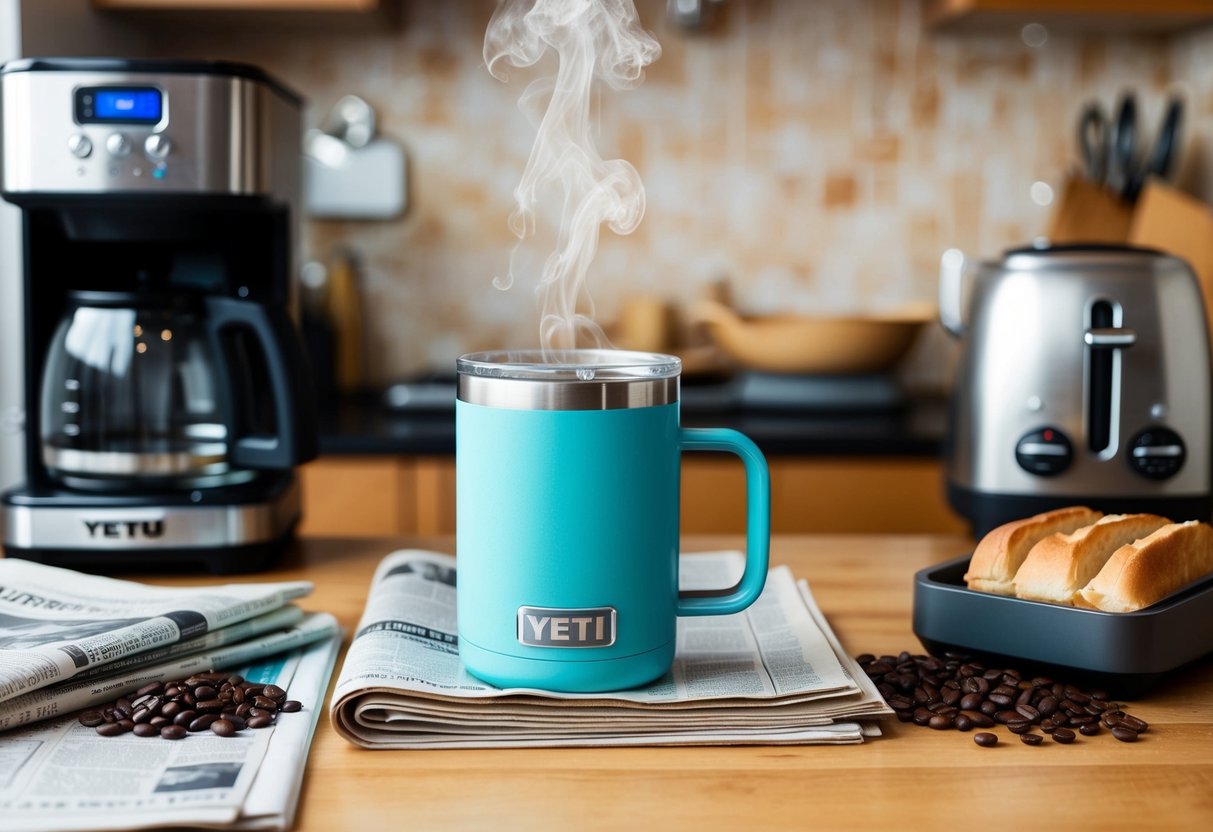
{"left": 456, "top": 349, "right": 681, "bottom": 411}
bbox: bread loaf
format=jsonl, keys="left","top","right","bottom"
{"left": 963, "top": 506, "right": 1103, "bottom": 596}
{"left": 1076, "top": 521, "right": 1213, "bottom": 612}
{"left": 1011, "top": 513, "right": 1171, "bottom": 605}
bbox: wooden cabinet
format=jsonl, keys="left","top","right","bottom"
{"left": 299, "top": 455, "right": 967, "bottom": 538}
{"left": 297, "top": 456, "right": 414, "bottom": 538}
{"left": 926, "top": 0, "right": 1213, "bottom": 31}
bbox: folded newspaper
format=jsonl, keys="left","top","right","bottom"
{"left": 0, "top": 559, "right": 312, "bottom": 708}
{"left": 331, "top": 549, "right": 892, "bottom": 748}
{"left": 0, "top": 559, "right": 343, "bottom": 832}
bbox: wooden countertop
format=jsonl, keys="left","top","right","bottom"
{"left": 154, "top": 535, "right": 1213, "bottom": 830}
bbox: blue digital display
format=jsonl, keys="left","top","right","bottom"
{"left": 76, "top": 87, "right": 163, "bottom": 124}
{"left": 95, "top": 89, "right": 161, "bottom": 121}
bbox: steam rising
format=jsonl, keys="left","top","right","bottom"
{"left": 485, "top": 0, "right": 661, "bottom": 354}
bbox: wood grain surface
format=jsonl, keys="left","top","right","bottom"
{"left": 143, "top": 535, "right": 1213, "bottom": 830}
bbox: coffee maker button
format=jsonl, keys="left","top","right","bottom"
{"left": 106, "top": 133, "right": 133, "bottom": 159}
{"left": 1015, "top": 427, "right": 1073, "bottom": 477}
{"left": 144, "top": 134, "right": 172, "bottom": 160}
{"left": 67, "top": 134, "right": 93, "bottom": 159}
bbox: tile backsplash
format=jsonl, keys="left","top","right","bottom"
{"left": 99, "top": 0, "right": 1206, "bottom": 386}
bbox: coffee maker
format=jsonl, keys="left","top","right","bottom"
{"left": 0, "top": 58, "right": 317, "bottom": 572}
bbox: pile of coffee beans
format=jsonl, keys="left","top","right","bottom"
{"left": 77, "top": 670, "right": 303, "bottom": 740}
{"left": 857, "top": 652, "right": 1150, "bottom": 747}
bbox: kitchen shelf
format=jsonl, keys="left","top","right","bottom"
{"left": 94, "top": 0, "right": 379, "bottom": 10}
{"left": 926, "top": 0, "right": 1213, "bottom": 32}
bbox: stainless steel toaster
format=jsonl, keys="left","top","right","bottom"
{"left": 941, "top": 244, "right": 1212, "bottom": 537}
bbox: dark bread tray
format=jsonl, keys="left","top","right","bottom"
{"left": 912, "top": 554, "right": 1213, "bottom": 697}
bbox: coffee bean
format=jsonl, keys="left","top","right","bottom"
{"left": 1016, "top": 704, "right": 1040, "bottom": 722}
{"left": 227, "top": 674, "right": 245, "bottom": 686}
{"left": 1052, "top": 727, "right": 1077, "bottom": 744}
{"left": 253, "top": 696, "right": 278, "bottom": 711}
{"left": 161, "top": 701, "right": 181, "bottom": 719}
{"left": 262, "top": 684, "right": 286, "bottom": 702}
{"left": 959, "top": 710, "right": 994, "bottom": 728}
{"left": 96, "top": 722, "right": 128, "bottom": 737}
{"left": 210, "top": 719, "right": 237, "bottom": 737}
{"left": 160, "top": 725, "right": 187, "bottom": 740}
{"left": 149, "top": 716, "right": 170, "bottom": 728}
{"left": 197, "top": 698, "right": 225, "bottom": 712}
{"left": 118, "top": 719, "right": 135, "bottom": 731}
{"left": 132, "top": 708, "right": 153, "bottom": 725}
{"left": 973, "top": 732, "right": 998, "bottom": 747}
{"left": 189, "top": 714, "right": 219, "bottom": 732}
{"left": 856, "top": 652, "right": 1150, "bottom": 751}
{"left": 1020, "top": 733, "right": 1044, "bottom": 746}
{"left": 136, "top": 681, "right": 163, "bottom": 697}
{"left": 133, "top": 723, "right": 159, "bottom": 738}
{"left": 1111, "top": 726, "right": 1140, "bottom": 743}
{"left": 247, "top": 715, "right": 274, "bottom": 729}
{"left": 174, "top": 709, "right": 197, "bottom": 727}
{"left": 280, "top": 700, "right": 302, "bottom": 713}
{"left": 78, "top": 710, "right": 105, "bottom": 727}
{"left": 1119, "top": 715, "right": 1149, "bottom": 734}
{"left": 886, "top": 696, "right": 912, "bottom": 711}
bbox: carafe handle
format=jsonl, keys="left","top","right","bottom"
{"left": 675, "top": 427, "right": 770, "bottom": 616}
{"left": 206, "top": 296, "right": 318, "bottom": 470}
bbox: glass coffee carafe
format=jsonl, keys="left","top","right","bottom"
{"left": 41, "top": 290, "right": 303, "bottom": 490}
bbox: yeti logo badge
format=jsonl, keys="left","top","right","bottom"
{"left": 517, "top": 606, "right": 616, "bottom": 648}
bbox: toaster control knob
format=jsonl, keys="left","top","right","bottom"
{"left": 1128, "top": 428, "right": 1186, "bottom": 480}
{"left": 1016, "top": 427, "right": 1073, "bottom": 477}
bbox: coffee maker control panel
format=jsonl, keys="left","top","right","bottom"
{"left": 1, "top": 59, "right": 301, "bottom": 200}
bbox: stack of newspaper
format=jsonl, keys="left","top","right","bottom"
{"left": 331, "top": 549, "right": 892, "bottom": 748}
{"left": 0, "top": 559, "right": 342, "bottom": 832}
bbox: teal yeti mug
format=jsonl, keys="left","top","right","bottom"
{"left": 456, "top": 349, "right": 770, "bottom": 692}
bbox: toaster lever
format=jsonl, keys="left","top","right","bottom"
{"left": 1084, "top": 328, "right": 1137, "bottom": 348}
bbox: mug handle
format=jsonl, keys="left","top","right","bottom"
{"left": 676, "top": 427, "right": 771, "bottom": 616}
